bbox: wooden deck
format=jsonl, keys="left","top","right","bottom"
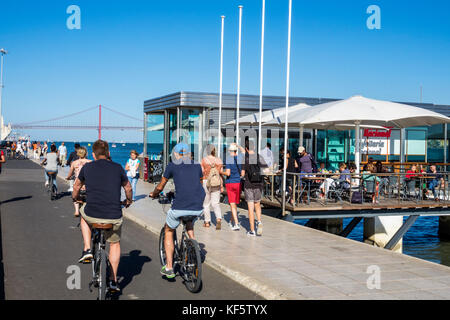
{"left": 260, "top": 196, "right": 450, "bottom": 212}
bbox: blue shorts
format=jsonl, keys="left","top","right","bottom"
{"left": 166, "top": 209, "right": 203, "bottom": 229}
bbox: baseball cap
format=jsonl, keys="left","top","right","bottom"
{"left": 298, "top": 146, "right": 305, "bottom": 153}
{"left": 229, "top": 143, "right": 238, "bottom": 151}
{"left": 173, "top": 143, "right": 190, "bottom": 155}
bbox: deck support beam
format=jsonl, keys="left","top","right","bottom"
{"left": 309, "top": 218, "right": 343, "bottom": 235}
{"left": 339, "top": 217, "right": 363, "bottom": 238}
{"left": 384, "top": 215, "right": 418, "bottom": 250}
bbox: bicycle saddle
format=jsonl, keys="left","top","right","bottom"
{"left": 47, "top": 171, "right": 57, "bottom": 175}
{"left": 181, "top": 216, "right": 198, "bottom": 222}
{"left": 92, "top": 223, "right": 113, "bottom": 230}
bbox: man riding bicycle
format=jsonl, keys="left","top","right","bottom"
{"left": 150, "top": 143, "right": 206, "bottom": 279}
{"left": 72, "top": 140, "right": 133, "bottom": 292}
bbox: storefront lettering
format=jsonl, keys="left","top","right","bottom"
{"left": 363, "top": 129, "right": 391, "bottom": 138}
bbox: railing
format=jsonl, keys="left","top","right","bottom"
{"left": 261, "top": 170, "right": 450, "bottom": 208}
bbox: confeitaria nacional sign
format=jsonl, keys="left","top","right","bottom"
{"left": 359, "top": 128, "right": 426, "bottom": 156}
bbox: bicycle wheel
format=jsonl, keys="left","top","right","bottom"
{"left": 159, "top": 227, "right": 176, "bottom": 267}
{"left": 51, "top": 184, "right": 57, "bottom": 200}
{"left": 182, "top": 239, "right": 202, "bottom": 293}
{"left": 98, "top": 247, "right": 108, "bottom": 300}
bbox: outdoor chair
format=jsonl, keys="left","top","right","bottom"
{"left": 402, "top": 179, "right": 420, "bottom": 202}
{"left": 327, "top": 180, "right": 349, "bottom": 203}
{"left": 363, "top": 179, "right": 377, "bottom": 203}
{"left": 387, "top": 175, "right": 399, "bottom": 199}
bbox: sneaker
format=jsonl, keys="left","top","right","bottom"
{"left": 246, "top": 231, "right": 256, "bottom": 237}
{"left": 231, "top": 224, "right": 240, "bottom": 231}
{"left": 78, "top": 249, "right": 93, "bottom": 263}
{"left": 108, "top": 280, "right": 120, "bottom": 293}
{"left": 160, "top": 265, "right": 176, "bottom": 279}
{"left": 45, "top": 181, "right": 49, "bottom": 187}
{"left": 68, "top": 188, "right": 73, "bottom": 192}
{"left": 256, "top": 221, "right": 263, "bottom": 236}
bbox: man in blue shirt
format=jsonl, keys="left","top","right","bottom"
{"left": 73, "top": 140, "right": 133, "bottom": 293}
{"left": 150, "top": 143, "right": 206, "bottom": 279}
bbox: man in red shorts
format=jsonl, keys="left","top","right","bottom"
{"left": 223, "top": 143, "right": 243, "bottom": 230}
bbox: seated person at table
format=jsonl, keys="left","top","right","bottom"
{"left": 362, "top": 164, "right": 381, "bottom": 203}
{"left": 318, "top": 163, "right": 330, "bottom": 174}
{"left": 406, "top": 165, "right": 418, "bottom": 179}
{"left": 338, "top": 163, "right": 351, "bottom": 190}
{"left": 427, "top": 165, "right": 444, "bottom": 200}
{"left": 375, "top": 160, "right": 389, "bottom": 195}
{"left": 348, "top": 162, "right": 359, "bottom": 188}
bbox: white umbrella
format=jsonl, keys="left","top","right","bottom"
{"left": 264, "top": 95, "right": 450, "bottom": 173}
{"left": 267, "top": 95, "right": 450, "bottom": 128}
{"left": 225, "top": 103, "right": 311, "bottom": 126}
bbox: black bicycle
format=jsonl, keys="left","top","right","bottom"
{"left": 46, "top": 172, "right": 58, "bottom": 200}
{"left": 88, "top": 222, "right": 114, "bottom": 300}
{"left": 156, "top": 192, "right": 203, "bottom": 293}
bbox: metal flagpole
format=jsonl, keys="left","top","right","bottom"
{"left": 257, "top": 0, "right": 266, "bottom": 154}
{"left": 0, "top": 49, "right": 7, "bottom": 128}
{"left": 218, "top": 15, "right": 225, "bottom": 159}
{"left": 236, "top": 5, "right": 243, "bottom": 146}
{"left": 282, "top": 0, "right": 292, "bottom": 216}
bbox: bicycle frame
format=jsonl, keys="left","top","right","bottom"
{"left": 90, "top": 228, "right": 111, "bottom": 300}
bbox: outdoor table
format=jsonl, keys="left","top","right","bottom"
{"left": 294, "top": 175, "right": 326, "bottom": 205}
{"left": 263, "top": 172, "right": 281, "bottom": 201}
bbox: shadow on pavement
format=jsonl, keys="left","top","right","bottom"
{"left": 116, "top": 250, "right": 151, "bottom": 295}
{"left": 133, "top": 194, "right": 147, "bottom": 201}
{"left": 0, "top": 196, "right": 32, "bottom": 205}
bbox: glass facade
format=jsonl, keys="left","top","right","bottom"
{"left": 146, "top": 113, "right": 164, "bottom": 160}
{"left": 180, "top": 108, "right": 202, "bottom": 162}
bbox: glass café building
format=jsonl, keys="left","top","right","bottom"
{"left": 143, "top": 91, "right": 450, "bottom": 171}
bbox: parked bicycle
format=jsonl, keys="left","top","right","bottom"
{"left": 155, "top": 192, "right": 203, "bottom": 293}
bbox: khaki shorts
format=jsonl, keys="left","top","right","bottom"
{"left": 80, "top": 205, "right": 123, "bottom": 243}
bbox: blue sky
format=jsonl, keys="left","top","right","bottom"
{"left": 1, "top": 0, "right": 449, "bottom": 142}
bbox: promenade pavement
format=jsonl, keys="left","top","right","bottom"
{"left": 42, "top": 159, "right": 450, "bottom": 300}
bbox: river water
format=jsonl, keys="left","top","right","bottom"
{"left": 53, "top": 141, "right": 450, "bottom": 267}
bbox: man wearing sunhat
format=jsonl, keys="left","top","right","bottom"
{"left": 150, "top": 142, "right": 206, "bottom": 279}
{"left": 296, "top": 146, "right": 316, "bottom": 174}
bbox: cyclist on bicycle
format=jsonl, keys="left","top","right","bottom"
{"left": 150, "top": 143, "right": 205, "bottom": 279}
{"left": 0, "top": 148, "right": 5, "bottom": 174}
{"left": 41, "top": 144, "right": 58, "bottom": 188}
{"left": 72, "top": 139, "right": 133, "bottom": 292}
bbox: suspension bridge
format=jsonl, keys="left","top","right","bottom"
{"left": 9, "top": 105, "right": 143, "bottom": 140}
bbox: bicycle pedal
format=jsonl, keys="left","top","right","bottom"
{"left": 81, "top": 258, "right": 92, "bottom": 264}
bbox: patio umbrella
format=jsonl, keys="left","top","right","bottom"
{"left": 264, "top": 95, "right": 450, "bottom": 172}
{"left": 224, "top": 102, "right": 311, "bottom": 127}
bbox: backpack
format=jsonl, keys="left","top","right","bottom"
{"left": 205, "top": 157, "right": 222, "bottom": 189}
{"left": 246, "top": 154, "right": 262, "bottom": 183}
{"left": 351, "top": 191, "right": 363, "bottom": 204}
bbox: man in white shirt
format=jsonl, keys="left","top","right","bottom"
{"left": 260, "top": 143, "right": 274, "bottom": 171}
{"left": 58, "top": 142, "right": 67, "bottom": 167}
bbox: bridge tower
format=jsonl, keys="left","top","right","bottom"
{"left": 98, "top": 104, "right": 102, "bottom": 140}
